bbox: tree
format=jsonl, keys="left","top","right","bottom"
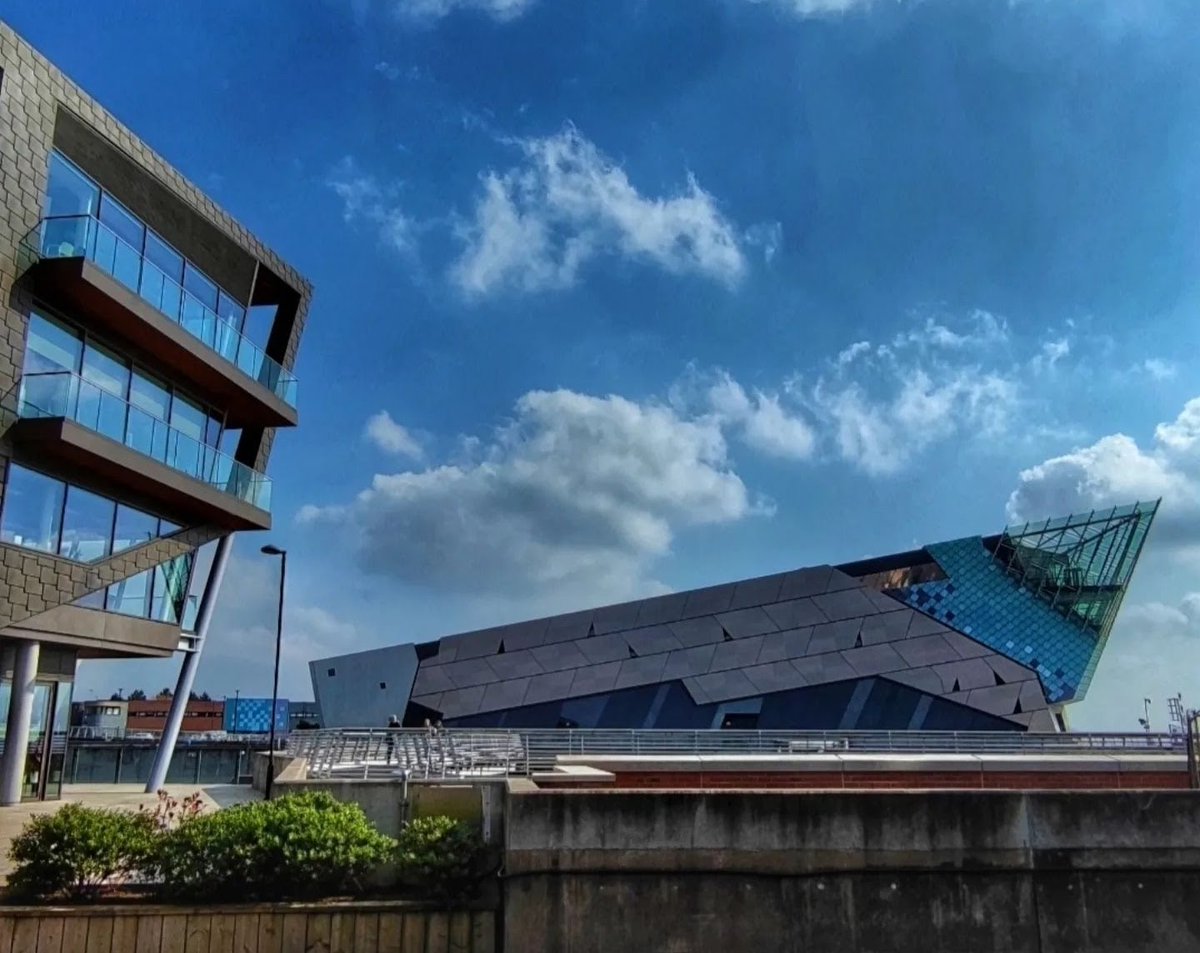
{"left": 109, "top": 692, "right": 123, "bottom": 701}
{"left": 199, "top": 692, "right": 212, "bottom": 702}
{"left": 157, "top": 688, "right": 173, "bottom": 699}
{"left": 128, "top": 690, "right": 147, "bottom": 701}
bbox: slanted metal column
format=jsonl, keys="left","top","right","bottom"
{"left": 145, "top": 535, "right": 234, "bottom": 793}
{"left": 0, "top": 640, "right": 40, "bottom": 806}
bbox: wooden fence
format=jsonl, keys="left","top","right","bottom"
{"left": 0, "top": 901, "right": 496, "bottom": 953}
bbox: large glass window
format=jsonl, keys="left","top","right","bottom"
{"left": 21, "top": 313, "right": 82, "bottom": 416}
{"left": 107, "top": 569, "right": 151, "bottom": 619}
{"left": 112, "top": 504, "right": 158, "bottom": 555}
{"left": 78, "top": 341, "right": 130, "bottom": 442}
{"left": 58, "top": 486, "right": 115, "bottom": 562}
{"left": 44, "top": 153, "right": 99, "bottom": 219}
{"left": 141, "top": 232, "right": 184, "bottom": 318}
{"left": 169, "top": 393, "right": 208, "bottom": 478}
{"left": 95, "top": 195, "right": 145, "bottom": 292}
{"left": 0, "top": 465, "right": 65, "bottom": 554}
{"left": 127, "top": 370, "right": 170, "bottom": 460}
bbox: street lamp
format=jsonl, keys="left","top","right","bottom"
{"left": 260, "top": 544, "right": 287, "bottom": 800}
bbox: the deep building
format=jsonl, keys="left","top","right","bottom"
{"left": 0, "top": 23, "right": 309, "bottom": 800}
{"left": 311, "top": 503, "right": 1157, "bottom": 733}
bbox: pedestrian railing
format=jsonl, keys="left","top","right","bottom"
{"left": 285, "top": 728, "right": 1186, "bottom": 781}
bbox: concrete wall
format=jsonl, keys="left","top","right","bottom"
{"left": 504, "top": 789, "right": 1200, "bottom": 953}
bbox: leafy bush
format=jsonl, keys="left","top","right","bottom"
{"left": 7, "top": 803, "right": 156, "bottom": 901}
{"left": 153, "top": 791, "right": 394, "bottom": 902}
{"left": 138, "top": 789, "right": 206, "bottom": 832}
{"left": 395, "top": 815, "right": 493, "bottom": 904}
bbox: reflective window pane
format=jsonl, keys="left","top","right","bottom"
{"left": 169, "top": 394, "right": 206, "bottom": 478}
{"left": 152, "top": 555, "right": 192, "bottom": 625}
{"left": 112, "top": 505, "right": 158, "bottom": 555}
{"left": 79, "top": 342, "right": 129, "bottom": 441}
{"left": 0, "top": 465, "right": 65, "bottom": 554}
{"left": 23, "top": 312, "right": 81, "bottom": 376}
{"left": 96, "top": 196, "right": 144, "bottom": 291}
{"left": 58, "top": 486, "right": 115, "bottom": 562}
{"left": 107, "top": 569, "right": 151, "bottom": 618}
{"left": 141, "top": 232, "right": 184, "bottom": 319}
{"left": 45, "top": 153, "right": 99, "bottom": 219}
{"left": 127, "top": 372, "right": 170, "bottom": 461}
{"left": 183, "top": 264, "right": 218, "bottom": 310}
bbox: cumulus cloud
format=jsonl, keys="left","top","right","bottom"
{"left": 327, "top": 158, "right": 416, "bottom": 256}
{"left": 393, "top": 0, "right": 536, "bottom": 21}
{"left": 1135, "top": 358, "right": 1178, "bottom": 382}
{"left": 364, "top": 411, "right": 423, "bottom": 460}
{"left": 451, "top": 126, "right": 746, "bottom": 297}
{"left": 705, "top": 372, "right": 816, "bottom": 461}
{"left": 301, "top": 389, "right": 755, "bottom": 602}
{"left": 1007, "top": 398, "right": 1200, "bottom": 546}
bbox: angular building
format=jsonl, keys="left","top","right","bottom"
{"left": 0, "top": 23, "right": 309, "bottom": 800}
{"left": 311, "top": 503, "right": 1157, "bottom": 733}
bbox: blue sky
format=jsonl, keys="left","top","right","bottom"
{"left": 9, "top": 0, "right": 1200, "bottom": 729}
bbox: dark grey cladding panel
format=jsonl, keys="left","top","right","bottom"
{"left": 708, "top": 636, "right": 765, "bottom": 673}
{"left": 1018, "top": 679, "right": 1049, "bottom": 712}
{"left": 906, "top": 612, "right": 953, "bottom": 639}
{"left": 825, "top": 568, "right": 863, "bottom": 593}
{"left": 412, "top": 665, "right": 456, "bottom": 696}
{"left": 941, "top": 630, "right": 996, "bottom": 660}
{"left": 575, "top": 633, "right": 630, "bottom": 664}
{"left": 614, "top": 653, "right": 670, "bottom": 690}
{"left": 840, "top": 644, "right": 906, "bottom": 677}
{"left": 591, "top": 600, "right": 642, "bottom": 636}
{"left": 486, "top": 649, "right": 545, "bottom": 680}
{"left": 624, "top": 625, "right": 682, "bottom": 657}
{"left": 523, "top": 668, "right": 578, "bottom": 706}
{"left": 966, "top": 683, "right": 1022, "bottom": 716}
{"left": 812, "top": 588, "right": 879, "bottom": 622}
{"left": 743, "top": 660, "right": 808, "bottom": 694}
{"left": 791, "top": 651, "right": 857, "bottom": 686}
{"left": 682, "top": 676, "right": 712, "bottom": 705}
{"left": 893, "top": 634, "right": 962, "bottom": 668}
{"left": 444, "top": 627, "right": 505, "bottom": 661}
{"left": 634, "top": 593, "right": 689, "bottom": 628}
{"left": 880, "top": 667, "right": 944, "bottom": 696}
{"left": 727, "top": 573, "right": 787, "bottom": 611}
{"left": 681, "top": 583, "right": 736, "bottom": 619}
{"left": 984, "top": 653, "right": 1038, "bottom": 684}
{"left": 692, "top": 668, "right": 758, "bottom": 703}
{"left": 531, "top": 640, "right": 591, "bottom": 673}
{"left": 544, "top": 610, "right": 595, "bottom": 645}
{"left": 411, "top": 692, "right": 443, "bottom": 712}
{"left": 422, "top": 642, "right": 457, "bottom": 667}
{"left": 662, "top": 643, "right": 718, "bottom": 680}
{"left": 438, "top": 684, "right": 487, "bottom": 718}
{"left": 668, "top": 616, "right": 726, "bottom": 648}
{"left": 862, "top": 587, "right": 907, "bottom": 613}
{"left": 859, "top": 610, "right": 913, "bottom": 646}
{"left": 479, "top": 678, "right": 533, "bottom": 713}
{"left": 442, "top": 657, "right": 499, "bottom": 690}
{"left": 933, "top": 658, "right": 996, "bottom": 693}
{"left": 762, "top": 598, "right": 829, "bottom": 631}
{"left": 568, "top": 661, "right": 622, "bottom": 697}
{"left": 808, "top": 619, "right": 863, "bottom": 655}
{"left": 715, "top": 607, "right": 779, "bottom": 640}
{"left": 497, "top": 618, "right": 551, "bottom": 652}
{"left": 777, "top": 566, "right": 833, "bottom": 600}
{"left": 756, "top": 627, "right": 813, "bottom": 664}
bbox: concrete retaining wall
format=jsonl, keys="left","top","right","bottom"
{"left": 504, "top": 789, "right": 1200, "bottom": 953}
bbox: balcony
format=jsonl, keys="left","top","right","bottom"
{"left": 21, "top": 215, "right": 298, "bottom": 428}
{"left": 10, "top": 371, "right": 272, "bottom": 531}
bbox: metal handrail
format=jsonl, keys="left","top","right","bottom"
{"left": 285, "top": 727, "right": 1186, "bottom": 780}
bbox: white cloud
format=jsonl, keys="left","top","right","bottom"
{"left": 301, "top": 390, "right": 755, "bottom": 603}
{"left": 373, "top": 61, "right": 401, "bottom": 81}
{"left": 364, "top": 411, "right": 423, "bottom": 460}
{"left": 744, "top": 221, "right": 783, "bottom": 263}
{"left": 705, "top": 372, "right": 816, "bottom": 461}
{"left": 451, "top": 126, "right": 746, "bottom": 297}
{"left": 1007, "top": 398, "right": 1200, "bottom": 546}
{"left": 1030, "top": 337, "right": 1071, "bottom": 374}
{"left": 327, "top": 158, "right": 416, "bottom": 256}
{"left": 1135, "top": 358, "right": 1178, "bottom": 381}
{"left": 393, "top": 0, "right": 536, "bottom": 21}
{"left": 746, "top": 0, "right": 875, "bottom": 17}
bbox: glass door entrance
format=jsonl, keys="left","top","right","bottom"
{"left": 20, "top": 681, "right": 69, "bottom": 801}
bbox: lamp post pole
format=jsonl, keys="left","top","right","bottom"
{"left": 261, "top": 545, "right": 287, "bottom": 800}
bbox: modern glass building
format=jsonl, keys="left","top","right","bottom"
{"left": 0, "top": 22, "right": 310, "bottom": 800}
{"left": 311, "top": 503, "right": 1157, "bottom": 733}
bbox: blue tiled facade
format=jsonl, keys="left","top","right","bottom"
{"left": 224, "top": 697, "right": 289, "bottom": 734}
{"left": 895, "top": 537, "right": 1099, "bottom": 703}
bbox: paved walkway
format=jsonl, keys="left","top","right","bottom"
{"left": 0, "top": 783, "right": 258, "bottom": 883}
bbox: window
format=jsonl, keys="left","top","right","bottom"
{"left": 58, "top": 486, "right": 115, "bottom": 562}
{"left": 127, "top": 370, "right": 170, "bottom": 460}
{"left": 112, "top": 504, "right": 157, "bottom": 555}
{"left": 78, "top": 340, "right": 130, "bottom": 442}
{"left": 107, "top": 569, "right": 151, "bottom": 619}
{"left": 0, "top": 465, "right": 64, "bottom": 553}
{"left": 44, "top": 152, "right": 99, "bottom": 219}
{"left": 96, "top": 194, "right": 145, "bottom": 292}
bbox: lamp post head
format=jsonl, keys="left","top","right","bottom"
{"left": 261, "top": 544, "right": 286, "bottom": 556}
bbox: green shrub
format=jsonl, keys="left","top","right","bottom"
{"left": 153, "top": 791, "right": 394, "bottom": 902}
{"left": 395, "top": 815, "right": 493, "bottom": 904}
{"left": 7, "top": 803, "right": 156, "bottom": 901}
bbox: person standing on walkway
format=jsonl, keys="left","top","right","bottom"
{"left": 385, "top": 714, "right": 400, "bottom": 763}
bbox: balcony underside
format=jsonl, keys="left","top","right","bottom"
{"left": 1, "top": 603, "right": 178, "bottom": 659}
{"left": 27, "top": 257, "right": 298, "bottom": 429}
{"left": 10, "top": 417, "right": 271, "bottom": 531}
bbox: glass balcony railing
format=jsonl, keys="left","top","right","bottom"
{"left": 24, "top": 215, "right": 298, "bottom": 407}
{"left": 18, "top": 371, "right": 272, "bottom": 512}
